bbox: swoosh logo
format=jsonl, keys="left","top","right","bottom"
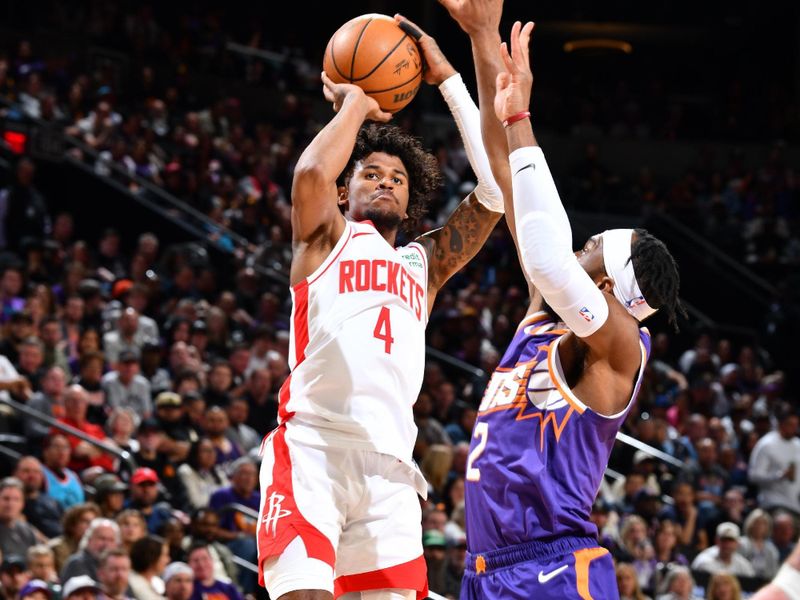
{"left": 538, "top": 564, "right": 568, "bottom": 584}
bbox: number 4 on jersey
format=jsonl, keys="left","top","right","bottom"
{"left": 373, "top": 306, "right": 394, "bottom": 354}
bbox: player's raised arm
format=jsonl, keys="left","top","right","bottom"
{"left": 394, "top": 15, "right": 503, "bottom": 306}
{"left": 290, "top": 74, "right": 391, "bottom": 282}
{"left": 496, "top": 22, "right": 642, "bottom": 368}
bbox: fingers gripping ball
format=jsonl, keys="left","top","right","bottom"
{"left": 324, "top": 13, "right": 422, "bottom": 113}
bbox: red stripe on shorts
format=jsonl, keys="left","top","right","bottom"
{"left": 333, "top": 554, "right": 429, "bottom": 599}
{"left": 257, "top": 426, "right": 335, "bottom": 588}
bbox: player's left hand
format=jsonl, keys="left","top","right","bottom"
{"left": 321, "top": 71, "right": 392, "bottom": 122}
{"left": 394, "top": 14, "right": 457, "bottom": 86}
{"left": 438, "top": 0, "right": 503, "bottom": 36}
{"left": 494, "top": 21, "right": 534, "bottom": 123}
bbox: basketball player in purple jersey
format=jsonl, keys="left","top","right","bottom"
{"left": 439, "top": 3, "right": 685, "bottom": 598}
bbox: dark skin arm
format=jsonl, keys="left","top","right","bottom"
{"left": 495, "top": 21, "right": 642, "bottom": 416}
{"left": 394, "top": 14, "right": 503, "bottom": 311}
{"left": 289, "top": 76, "right": 391, "bottom": 286}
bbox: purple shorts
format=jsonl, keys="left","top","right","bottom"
{"left": 461, "top": 536, "right": 617, "bottom": 599}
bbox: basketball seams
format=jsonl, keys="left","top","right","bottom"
{"left": 349, "top": 17, "right": 374, "bottom": 81}
{"left": 350, "top": 33, "right": 413, "bottom": 83}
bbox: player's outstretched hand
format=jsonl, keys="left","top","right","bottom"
{"left": 438, "top": 0, "right": 503, "bottom": 37}
{"left": 494, "top": 21, "right": 534, "bottom": 123}
{"left": 321, "top": 72, "right": 392, "bottom": 122}
{"left": 394, "top": 14, "right": 456, "bottom": 86}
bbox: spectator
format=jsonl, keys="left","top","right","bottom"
{"left": 124, "top": 467, "right": 175, "bottom": 534}
{"left": 178, "top": 438, "right": 230, "bottom": 511}
{"left": 17, "top": 578, "right": 52, "bottom": 600}
{"left": 40, "top": 434, "right": 85, "bottom": 510}
{"left": 163, "top": 561, "right": 194, "bottom": 600}
{"left": 26, "top": 366, "right": 67, "bottom": 445}
{"left": 186, "top": 544, "right": 243, "bottom": 600}
{"left": 26, "top": 545, "right": 58, "bottom": 589}
{"left": 0, "top": 157, "right": 50, "bottom": 251}
{"left": 55, "top": 384, "right": 115, "bottom": 472}
{"left": 60, "top": 517, "right": 120, "bottom": 581}
{"left": 153, "top": 391, "right": 196, "bottom": 463}
{"left": 140, "top": 342, "right": 170, "bottom": 396}
{"left": 183, "top": 508, "right": 238, "bottom": 585}
{"left": 115, "top": 508, "right": 147, "bottom": 554}
{"left": 203, "top": 360, "right": 233, "bottom": 407}
{"left": 618, "top": 561, "right": 653, "bottom": 600}
{"left": 15, "top": 456, "right": 63, "bottom": 538}
{"left": 60, "top": 575, "right": 103, "bottom": 600}
{"left": 101, "top": 349, "right": 152, "bottom": 419}
{"left": 202, "top": 406, "right": 242, "bottom": 468}
{"left": 47, "top": 502, "right": 100, "bottom": 573}
{"left": 678, "top": 437, "right": 729, "bottom": 523}
{"left": 771, "top": 512, "right": 797, "bottom": 562}
{"left": 655, "top": 566, "right": 703, "bottom": 600}
{"left": 651, "top": 520, "right": 690, "bottom": 592}
{"left": 133, "top": 417, "right": 187, "bottom": 508}
{"left": 96, "top": 548, "right": 134, "bottom": 600}
{"left": 239, "top": 367, "right": 276, "bottom": 435}
{"left": 16, "top": 336, "right": 46, "bottom": 391}
{"left": 106, "top": 407, "right": 140, "bottom": 457}
{"left": 691, "top": 522, "right": 756, "bottom": 577}
{"left": 705, "top": 572, "right": 742, "bottom": 600}
{"left": 90, "top": 473, "right": 128, "bottom": 519}
{"left": 739, "top": 509, "right": 781, "bottom": 580}
{"left": 128, "top": 535, "right": 170, "bottom": 600}
{"left": 423, "top": 529, "right": 448, "bottom": 594}
{"left": 751, "top": 531, "right": 800, "bottom": 599}
{"left": 224, "top": 397, "right": 260, "bottom": 454}
{"left": 0, "top": 311, "right": 35, "bottom": 364}
{"left": 39, "top": 317, "right": 69, "bottom": 373}
{"left": 0, "top": 477, "right": 39, "bottom": 558}
{"left": 748, "top": 403, "right": 800, "bottom": 515}
{"left": 0, "top": 556, "right": 31, "bottom": 600}
{"left": 160, "top": 517, "right": 188, "bottom": 563}
{"left": 615, "top": 515, "right": 657, "bottom": 590}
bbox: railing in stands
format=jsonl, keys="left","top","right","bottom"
{"left": 0, "top": 396, "right": 138, "bottom": 472}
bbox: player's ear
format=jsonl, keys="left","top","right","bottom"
{"left": 337, "top": 185, "right": 348, "bottom": 209}
{"left": 597, "top": 275, "right": 614, "bottom": 294}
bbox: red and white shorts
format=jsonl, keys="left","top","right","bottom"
{"left": 257, "top": 426, "right": 429, "bottom": 599}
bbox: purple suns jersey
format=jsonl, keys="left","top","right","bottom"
{"left": 465, "top": 312, "right": 651, "bottom": 552}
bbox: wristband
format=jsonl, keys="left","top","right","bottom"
{"left": 503, "top": 111, "right": 531, "bottom": 128}
{"left": 774, "top": 563, "right": 800, "bottom": 600}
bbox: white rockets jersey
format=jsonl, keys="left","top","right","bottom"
{"left": 279, "top": 220, "right": 429, "bottom": 463}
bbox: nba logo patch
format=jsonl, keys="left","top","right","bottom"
{"left": 625, "top": 296, "right": 646, "bottom": 308}
{"left": 579, "top": 307, "right": 594, "bottom": 322}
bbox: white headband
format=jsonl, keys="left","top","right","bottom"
{"left": 601, "top": 229, "right": 657, "bottom": 321}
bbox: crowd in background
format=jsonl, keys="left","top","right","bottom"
{"left": 0, "top": 3, "right": 798, "bottom": 600}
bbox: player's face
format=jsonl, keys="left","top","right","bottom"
{"left": 342, "top": 152, "right": 410, "bottom": 231}
{"left": 575, "top": 235, "right": 606, "bottom": 283}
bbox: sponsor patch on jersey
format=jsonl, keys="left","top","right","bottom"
{"left": 400, "top": 252, "right": 423, "bottom": 269}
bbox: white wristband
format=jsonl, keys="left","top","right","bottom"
{"left": 774, "top": 563, "right": 800, "bottom": 600}
{"left": 439, "top": 73, "right": 503, "bottom": 213}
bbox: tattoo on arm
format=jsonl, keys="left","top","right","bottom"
{"left": 418, "top": 193, "right": 500, "bottom": 289}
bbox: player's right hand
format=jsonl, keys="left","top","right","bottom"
{"left": 394, "top": 14, "right": 456, "bottom": 86}
{"left": 321, "top": 72, "right": 392, "bottom": 123}
{"left": 494, "top": 21, "right": 534, "bottom": 123}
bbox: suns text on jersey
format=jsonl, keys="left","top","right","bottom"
{"left": 339, "top": 259, "right": 425, "bottom": 321}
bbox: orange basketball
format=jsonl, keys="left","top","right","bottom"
{"left": 323, "top": 14, "right": 422, "bottom": 114}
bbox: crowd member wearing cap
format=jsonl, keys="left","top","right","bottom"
{"left": 53, "top": 385, "right": 116, "bottom": 472}
{"left": 96, "top": 548, "right": 134, "bottom": 600}
{"left": 186, "top": 544, "right": 244, "bottom": 600}
{"left": 0, "top": 310, "right": 35, "bottom": 365}
{"left": 0, "top": 556, "right": 31, "bottom": 600}
{"left": 90, "top": 473, "right": 128, "bottom": 519}
{"left": 124, "top": 467, "right": 176, "bottom": 534}
{"left": 60, "top": 517, "right": 120, "bottom": 582}
{"left": 153, "top": 391, "right": 195, "bottom": 463}
{"left": 163, "top": 561, "right": 194, "bottom": 600}
{"left": 0, "top": 477, "right": 39, "bottom": 559}
{"left": 423, "top": 529, "right": 448, "bottom": 592}
{"left": 177, "top": 438, "right": 230, "bottom": 511}
{"left": 61, "top": 574, "right": 102, "bottom": 600}
{"left": 133, "top": 419, "right": 189, "bottom": 510}
{"left": 101, "top": 348, "right": 152, "bottom": 419}
{"left": 14, "top": 456, "right": 63, "bottom": 538}
{"left": 18, "top": 578, "right": 52, "bottom": 600}
{"left": 691, "top": 522, "right": 756, "bottom": 577}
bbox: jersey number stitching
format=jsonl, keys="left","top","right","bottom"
{"left": 466, "top": 421, "right": 488, "bottom": 482}
{"left": 373, "top": 306, "right": 394, "bottom": 354}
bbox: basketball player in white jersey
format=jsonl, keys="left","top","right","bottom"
{"left": 256, "top": 17, "right": 505, "bottom": 600}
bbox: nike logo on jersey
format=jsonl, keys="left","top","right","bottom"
{"left": 538, "top": 564, "right": 568, "bottom": 583}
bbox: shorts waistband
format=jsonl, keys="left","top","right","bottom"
{"left": 466, "top": 536, "right": 597, "bottom": 573}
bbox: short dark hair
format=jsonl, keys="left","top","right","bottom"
{"left": 341, "top": 123, "right": 441, "bottom": 234}
{"left": 631, "top": 229, "right": 686, "bottom": 331}
{"left": 130, "top": 534, "right": 166, "bottom": 573}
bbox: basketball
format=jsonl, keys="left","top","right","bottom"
{"left": 323, "top": 13, "right": 423, "bottom": 113}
